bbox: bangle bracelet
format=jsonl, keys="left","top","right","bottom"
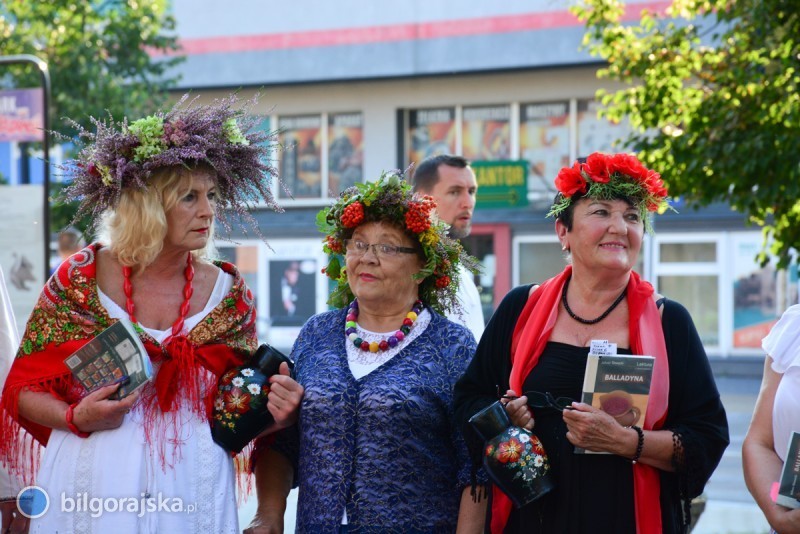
{"left": 65, "top": 402, "right": 91, "bottom": 438}
{"left": 630, "top": 425, "right": 644, "bottom": 464}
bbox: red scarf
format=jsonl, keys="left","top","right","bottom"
{"left": 0, "top": 244, "right": 256, "bottom": 482}
{"left": 491, "top": 265, "right": 669, "bottom": 534}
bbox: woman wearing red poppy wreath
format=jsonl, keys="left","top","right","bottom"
{"left": 0, "top": 95, "right": 303, "bottom": 533}
{"left": 245, "top": 173, "right": 486, "bottom": 533}
{"left": 453, "top": 152, "right": 729, "bottom": 533}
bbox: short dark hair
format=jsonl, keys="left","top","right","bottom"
{"left": 554, "top": 157, "right": 586, "bottom": 231}
{"left": 411, "top": 154, "right": 469, "bottom": 193}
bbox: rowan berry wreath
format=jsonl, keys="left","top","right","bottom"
{"left": 316, "top": 171, "right": 479, "bottom": 315}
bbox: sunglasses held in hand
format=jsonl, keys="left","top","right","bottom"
{"left": 497, "top": 386, "right": 576, "bottom": 412}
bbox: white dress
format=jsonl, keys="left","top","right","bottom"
{"left": 32, "top": 270, "right": 238, "bottom": 533}
{"left": 761, "top": 304, "right": 800, "bottom": 461}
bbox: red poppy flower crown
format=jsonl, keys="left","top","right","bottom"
{"left": 547, "top": 152, "right": 671, "bottom": 233}
{"left": 58, "top": 93, "right": 281, "bottom": 235}
{"left": 315, "top": 171, "right": 478, "bottom": 315}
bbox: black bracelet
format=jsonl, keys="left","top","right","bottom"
{"left": 630, "top": 425, "right": 644, "bottom": 464}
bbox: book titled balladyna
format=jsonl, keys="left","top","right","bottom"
{"left": 776, "top": 431, "right": 800, "bottom": 509}
{"left": 575, "top": 349, "right": 654, "bottom": 454}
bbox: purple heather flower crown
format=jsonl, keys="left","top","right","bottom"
{"left": 59, "top": 93, "right": 281, "bottom": 234}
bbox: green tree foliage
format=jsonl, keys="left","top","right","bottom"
{"left": 0, "top": 0, "right": 183, "bottom": 135}
{"left": 0, "top": 0, "right": 185, "bottom": 235}
{"left": 572, "top": 0, "right": 800, "bottom": 267}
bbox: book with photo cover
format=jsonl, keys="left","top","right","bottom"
{"left": 64, "top": 319, "right": 153, "bottom": 399}
{"left": 776, "top": 431, "right": 800, "bottom": 509}
{"left": 575, "top": 346, "right": 655, "bottom": 454}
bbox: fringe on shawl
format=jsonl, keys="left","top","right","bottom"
{"left": 0, "top": 373, "right": 78, "bottom": 486}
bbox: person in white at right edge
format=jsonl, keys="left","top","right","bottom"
{"left": 0, "top": 266, "right": 26, "bottom": 534}
{"left": 411, "top": 154, "right": 485, "bottom": 341}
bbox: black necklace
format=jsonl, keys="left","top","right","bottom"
{"left": 561, "top": 276, "right": 627, "bottom": 325}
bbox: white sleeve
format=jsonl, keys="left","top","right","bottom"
{"left": 762, "top": 304, "right": 800, "bottom": 374}
{"left": 446, "top": 265, "right": 485, "bottom": 341}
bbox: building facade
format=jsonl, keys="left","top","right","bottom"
{"left": 4, "top": 0, "right": 789, "bottom": 366}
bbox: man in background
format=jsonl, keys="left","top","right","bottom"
{"left": 411, "top": 155, "right": 484, "bottom": 340}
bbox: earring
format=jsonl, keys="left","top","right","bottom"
{"left": 561, "top": 244, "right": 568, "bottom": 251}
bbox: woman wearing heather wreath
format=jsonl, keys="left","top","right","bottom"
{"left": 245, "top": 173, "right": 486, "bottom": 533}
{"left": 0, "top": 95, "right": 303, "bottom": 533}
{"left": 453, "top": 153, "right": 729, "bottom": 533}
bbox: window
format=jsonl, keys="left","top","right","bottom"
{"left": 513, "top": 236, "right": 564, "bottom": 287}
{"left": 405, "top": 107, "right": 456, "bottom": 167}
{"left": 462, "top": 105, "right": 511, "bottom": 161}
{"left": 653, "top": 234, "right": 721, "bottom": 349}
{"left": 519, "top": 101, "right": 570, "bottom": 202}
{"left": 513, "top": 235, "right": 647, "bottom": 288}
{"left": 274, "top": 112, "right": 364, "bottom": 202}
{"left": 278, "top": 115, "right": 322, "bottom": 199}
{"left": 576, "top": 99, "right": 633, "bottom": 156}
{"left": 399, "top": 99, "right": 633, "bottom": 206}
{"left": 328, "top": 113, "right": 364, "bottom": 195}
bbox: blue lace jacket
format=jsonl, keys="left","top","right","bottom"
{"left": 272, "top": 307, "right": 478, "bottom": 533}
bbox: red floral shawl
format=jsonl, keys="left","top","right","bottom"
{"left": 0, "top": 244, "right": 256, "bottom": 482}
{"left": 491, "top": 265, "right": 670, "bottom": 534}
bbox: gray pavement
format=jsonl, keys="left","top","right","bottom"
{"left": 238, "top": 375, "right": 773, "bottom": 533}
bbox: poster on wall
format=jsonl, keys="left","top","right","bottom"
{"left": 462, "top": 105, "right": 510, "bottom": 161}
{"left": 278, "top": 115, "right": 322, "bottom": 199}
{"left": 519, "top": 101, "right": 570, "bottom": 199}
{"left": 730, "top": 233, "right": 791, "bottom": 349}
{"left": 0, "top": 185, "right": 46, "bottom": 335}
{"left": 263, "top": 239, "right": 328, "bottom": 352}
{"left": 0, "top": 88, "right": 44, "bottom": 142}
{"left": 406, "top": 108, "right": 456, "bottom": 168}
{"left": 576, "top": 99, "right": 632, "bottom": 156}
{"left": 328, "top": 112, "right": 363, "bottom": 196}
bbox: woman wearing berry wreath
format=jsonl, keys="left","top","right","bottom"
{"left": 245, "top": 173, "right": 486, "bottom": 533}
{"left": 453, "top": 152, "right": 729, "bottom": 533}
{"left": 0, "top": 95, "right": 303, "bottom": 533}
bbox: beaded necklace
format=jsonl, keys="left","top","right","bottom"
{"left": 561, "top": 276, "right": 626, "bottom": 325}
{"left": 122, "top": 253, "right": 195, "bottom": 339}
{"left": 345, "top": 299, "right": 423, "bottom": 352}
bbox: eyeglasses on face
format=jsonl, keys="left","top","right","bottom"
{"left": 343, "top": 239, "right": 417, "bottom": 258}
{"left": 497, "top": 386, "right": 575, "bottom": 412}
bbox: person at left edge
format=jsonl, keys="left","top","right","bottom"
{"left": 0, "top": 94, "right": 303, "bottom": 533}
{"left": 0, "top": 266, "right": 27, "bottom": 534}
{"left": 245, "top": 172, "right": 486, "bottom": 533}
